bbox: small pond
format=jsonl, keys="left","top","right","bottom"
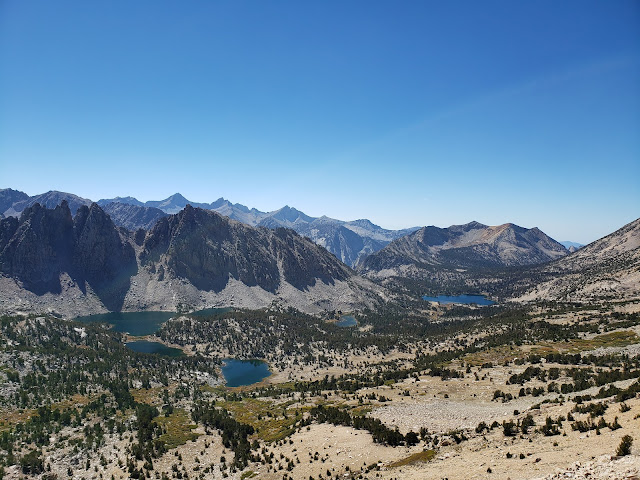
{"left": 125, "top": 340, "right": 184, "bottom": 357}
{"left": 422, "top": 294, "right": 495, "bottom": 305}
{"left": 336, "top": 315, "right": 357, "bottom": 327}
{"left": 221, "top": 359, "right": 271, "bottom": 387}
{"left": 75, "top": 311, "right": 175, "bottom": 336}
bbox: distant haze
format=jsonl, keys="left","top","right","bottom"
{"left": 1, "top": 1, "right": 638, "bottom": 245}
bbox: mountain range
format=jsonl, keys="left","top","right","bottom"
{"left": 359, "top": 221, "right": 569, "bottom": 273}
{"left": 98, "top": 193, "right": 421, "bottom": 267}
{"left": 0, "top": 189, "right": 579, "bottom": 278}
{"left": 2, "top": 189, "right": 420, "bottom": 267}
{"left": 0, "top": 188, "right": 637, "bottom": 315}
{"left": 0, "top": 201, "right": 382, "bottom": 316}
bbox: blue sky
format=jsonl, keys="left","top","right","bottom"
{"left": 1, "top": 1, "right": 638, "bottom": 243}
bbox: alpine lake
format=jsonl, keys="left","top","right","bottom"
{"left": 75, "top": 309, "right": 271, "bottom": 387}
{"left": 422, "top": 294, "right": 495, "bottom": 305}
{"left": 336, "top": 315, "right": 357, "bottom": 327}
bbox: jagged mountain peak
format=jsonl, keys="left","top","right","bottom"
{"left": 450, "top": 220, "right": 488, "bottom": 232}
{"left": 146, "top": 193, "right": 202, "bottom": 214}
{"left": 209, "top": 197, "right": 230, "bottom": 208}
{"left": 0, "top": 202, "right": 135, "bottom": 309}
{"left": 166, "top": 192, "right": 188, "bottom": 202}
{"left": 271, "top": 205, "right": 314, "bottom": 224}
{"left": 141, "top": 205, "right": 356, "bottom": 295}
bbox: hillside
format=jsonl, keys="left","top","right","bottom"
{"left": 516, "top": 217, "right": 640, "bottom": 302}
{"left": 360, "top": 221, "right": 568, "bottom": 273}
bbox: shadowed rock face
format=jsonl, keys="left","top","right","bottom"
{"left": 0, "top": 188, "right": 30, "bottom": 216}
{"left": 0, "top": 202, "right": 75, "bottom": 292}
{"left": 0, "top": 202, "right": 136, "bottom": 308}
{"left": 141, "top": 206, "right": 352, "bottom": 293}
{"left": 73, "top": 204, "right": 137, "bottom": 309}
{"left": 3, "top": 189, "right": 420, "bottom": 267}
{"left": 0, "top": 201, "right": 372, "bottom": 314}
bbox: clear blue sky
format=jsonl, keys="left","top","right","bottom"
{"left": 1, "top": 1, "right": 638, "bottom": 244}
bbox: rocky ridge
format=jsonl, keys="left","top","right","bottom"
{"left": 0, "top": 202, "right": 382, "bottom": 316}
{"left": 359, "top": 221, "right": 568, "bottom": 273}
{"left": 2, "top": 189, "right": 419, "bottom": 267}
{"left": 101, "top": 202, "right": 168, "bottom": 231}
{"left": 0, "top": 201, "right": 136, "bottom": 310}
{"left": 2, "top": 190, "right": 92, "bottom": 217}
{"left": 516, "top": 217, "right": 640, "bottom": 302}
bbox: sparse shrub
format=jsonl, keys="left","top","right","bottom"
{"left": 503, "top": 420, "right": 516, "bottom": 437}
{"left": 476, "top": 421, "right": 488, "bottom": 434}
{"left": 609, "top": 417, "right": 622, "bottom": 430}
{"left": 616, "top": 435, "right": 633, "bottom": 456}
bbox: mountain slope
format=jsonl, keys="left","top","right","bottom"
{"left": 92, "top": 192, "right": 419, "bottom": 266}
{"left": 285, "top": 217, "right": 388, "bottom": 267}
{"left": 140, "top": 205, "right": 352, "bottom": 293}
{"left": 101, "top": 202, "right": 168, "bottom": 231}
{"left": 0, "top": 188, "right": 30, "bottom": 215}
{"left": 516, "top": 217, "right": 640, "bottom": 302}
{"left": 3, "top": 190, "right": 92, "bottom": 217}
{"left": 360, "top": 221, "right": 568, "bottom": 273}
{"left": 0, "top": 203, "right": 381, "bottom": 316}
{"left": 0, "top": 201, "right": 136, "bottom": 310}
{"left": 0, "top": 189, "right": 423, "bottom": 266}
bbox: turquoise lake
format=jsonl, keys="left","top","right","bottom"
{"left": 125, "top": 340, "right": 184, "bottom": 357}
{"left": 337, "top": 315, "right": 357, "bottom": 327}
{"left": 75, "top": 311, "right": 175, "bottom": 336}
{"left": 422, "top": 294, "right": 495, "bottom": 305}
{"left": 221, "top": 359, "right": 271, "bottom": 387}
{"left": 75, "top": 307, "right": 232, "bottom": 336}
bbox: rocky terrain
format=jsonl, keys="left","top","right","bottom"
{"left": 516, "top": 217, "right": 640, "bottom": 303}
{"left": 0, "top": 201, "right": 136, "bottom": 310}
{"left": 101, "top": 202, "right": 168, "bottom": 231}
{"left": 360, "top": 221, "right": 568, "bottom": 273}
{"left": 0, "top": 202, "right": 383, "bottom": 317}
{"left": 101, "top": 194, "right": 420, "bottom": 267}
{"left": 1, "top": 298, "right": 638, "bottom": 480}
{"left": 0, "top": 188, "right": 29, "bottom": 215}
{"left": 1, "top": 190, "right": 638, "bottom": 480}
{"left": 1, "top": 190, "right": 91, "bottom": 217}
{"left": 2, "top": 189, "right": 419, "bottom": 267}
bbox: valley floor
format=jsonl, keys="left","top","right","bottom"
{"left": 1, "top": 300, "right": 640, "bottom": 479}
